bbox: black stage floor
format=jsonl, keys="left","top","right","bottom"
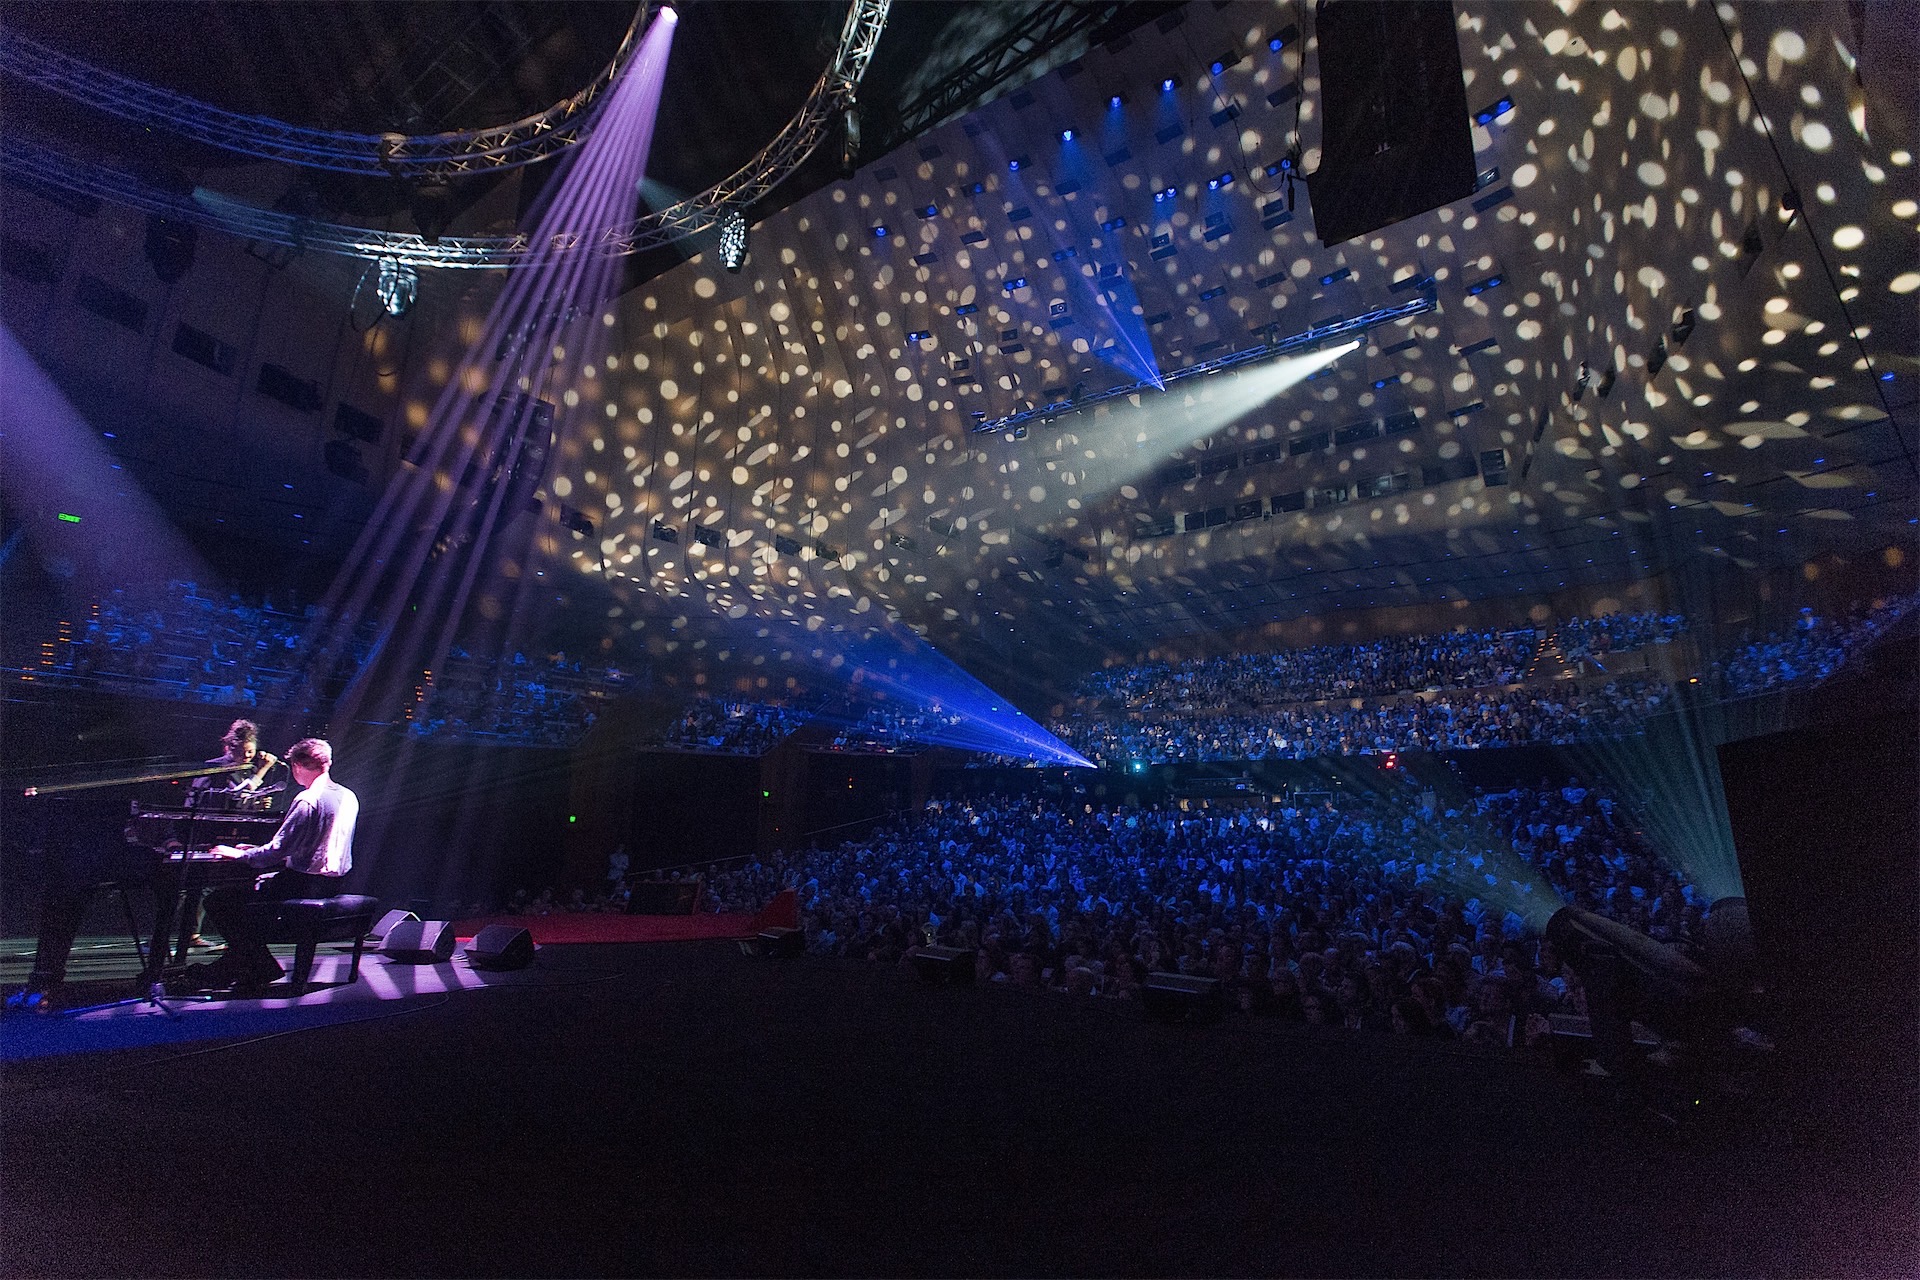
{"left": 2, "top": 940, "right": 1913, "bottom": 1278}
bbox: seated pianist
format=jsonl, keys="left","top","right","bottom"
{"left": 175, "top": 738, "right": 359, "bottom": 996}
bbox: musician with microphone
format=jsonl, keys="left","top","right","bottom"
{"left": 179, "top": 738, "right": 358, "bottom": 996}
{"left": 4, "top": 721, "right": 298, "bottom": 1014}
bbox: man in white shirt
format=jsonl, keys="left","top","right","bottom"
{"left": 184, "top": 738, "right": 358, "bottom": 994}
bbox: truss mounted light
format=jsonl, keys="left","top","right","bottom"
{"left": 719, "top": 209, "right": 748, "bottom": 271}
{"left": 970, "top": 292, "right": 1437, "bottom": 435}
{"left": 375, "top": 257, "right": 418, "bottom": 316}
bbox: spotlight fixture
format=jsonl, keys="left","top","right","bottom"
{"left": 719, "top": 209, "right": 748, "bottom": 273}
{"left": 1670, "top": 306, "right": 1696, "bottom": 345}
{"left": 1060, "top": 128, "right": 1074, "bottom": 142}
{"left": 1473, "top": 96, "right": 1515, "bottom": 125}
{"left": 143, "top": 215, "right": 196, "bottom": 283}
{"left": 1109, "top": 93, "right": 1127, "bottom": 108}
{"left": 907, "top": 330, "right": 931, "bottom": 343}
{"left": 1595, "top": 365, "right": 1617, "bottom": 397}
{"left": 1154, "top": 185, "right": 1177, "bottom": 202}
{"left": 840, "top": 96, "right": 862, "bottom": 177}
{"left": 1008, "top": 156, "right": 1029, "bottom": 171}
{"left": 1647, "top": 338, "right": 1669, "bottom": 378}
{"left": 1207, "top": 171, "right": 1233, "bottom": 190}
{"left": 1573, "top": 361, "right": 1591, "bottom": 401}
{"left": 375, "top": 257, "right": 418, "bottom": 316}
{"left": 1161, "top": 77, "right": 1176, "bottom": 91}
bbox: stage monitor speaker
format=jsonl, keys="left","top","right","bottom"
{"left": 1306, "top": 0, "right": 1477, "bottom": 245}
{"left": 1717, "top": 707, "right": 1918, "bottom": 1024}
{"left": 912, "top": 945, "right": 976, "bottom": 985}
{"left": 368, "top": 909, "right": 419, "bottom": 944}
{"left": 1141, "top": 972, "right": 1225, "bottom": 1023}
{"left": 465, "top": 925, "right": 535, "bottom": 971}
{"left": 756, "top": 926, "right": 805, "bottom": 959}
{"left": 380, "top": 919, "right": 457, "bottom": 964}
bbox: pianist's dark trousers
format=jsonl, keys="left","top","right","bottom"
{"left": 203, "top": 869, "right": 335, "bottom": 980}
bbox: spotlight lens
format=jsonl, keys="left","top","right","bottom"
{"left": 1061, "top": 129, "right": 1073, "bottom": 141}
{"left": 1162, "top": 78, "right": 1175, "bottom": 91}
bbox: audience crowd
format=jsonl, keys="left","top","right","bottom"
{"left": 1050, "top": 680, "right": 1671, "bottom": 767}
{"left": 1716, "top": 594, "right": 1917, "bottom": 696}
{"left": 24, "top": 581, "right": 340, "bottom": 707}
{"left": 653, "top": 698, "right": 810, "bottom": 754}
{"left": 407, "top": 651, "right": 637, "bottom": 746}
{"left": 15, "top": 588, "right": 1909, "bottom": 756}
{"left": 1075, "top": 627, "right": 1538, "bottom": 709}
{"left": 1552, "top": 611, "right": 1688, "bottom": 663}
{"left": 703, "top": 778, "right": 1703, "bottom": 1052}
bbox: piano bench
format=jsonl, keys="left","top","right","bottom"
{"left": 264, "top": 895, "right": 380, "bottom": 995}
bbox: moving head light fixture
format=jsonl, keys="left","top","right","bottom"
{"left": 969, "top": 292, "right": 1438, "bottom": 436}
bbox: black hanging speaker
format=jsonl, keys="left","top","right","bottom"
{"left": 1306, "top": 1, "right": 1477, "bottom": 245}
{"left": 465, "top": 925, "right": 536, "bottom": 971}
{"left": 380, "top": 919, "right": 457, "bottom": 964}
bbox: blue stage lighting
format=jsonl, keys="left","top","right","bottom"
{"left": 1161, "top": 77, "right": 1176, "bottom": 91}
{"left": 1880, "top": 370, "right": 1896, "bottom": 381}
{"left": 1474, "top": 96, "right": 1516, "bottom": 126}
{"left": 1210, "top": 60, "right": 1225, "bottom": 75}
{"left": 1269, "top": 35, "right": 1285, "bottom": 51}
{"left": 1154, "top": 185, "right": 1177, "bottom": 202}
{"left": 1061, "top": 128, "right": 1074, "bottom": 142}
{"left": 1110, "top": 93, "right": 1126, "bottom": 108}
{"left": 872, "top": 225, "right": 888, "bottom": 238}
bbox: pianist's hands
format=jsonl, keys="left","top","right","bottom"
{"left": 210, "top": 843, "right": 252, "bottom": 859}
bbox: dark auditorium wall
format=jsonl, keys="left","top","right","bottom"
{"left": 1717, "top": 704, "right": 1920, "bottom": 1030}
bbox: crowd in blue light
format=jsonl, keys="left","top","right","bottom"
{"left": 11, "top": 592, "right": 1907, "bottom": 754}
{"left": 407, "top": 650, "right": 639, "bottom": 745}
{"left": 1049, "top": 680, "right": 1672, "bottom": 767}
{"left": 1554, "top": 612, "right": 1689, "bottom": 663}
{"left": 1074, "top": 626, "right": 1541, "bottom": 708}
{"left": 1716, "top": 595, "right": 1916, "bottom": 696}
{"left": 653, "top": 698, "right": 810, "bottom": 753}
{"left": 705, "top": 779, "right": 1701, "bottom": 1050}
{"left": 21, "top": 581, "right": 354, "bottom": 707}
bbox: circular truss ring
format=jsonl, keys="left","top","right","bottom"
{"left": 0, "top": 4, "right": 656, "bottom": 181}
{"left": 0, "top": 0, "right": 891, "bottom": 269}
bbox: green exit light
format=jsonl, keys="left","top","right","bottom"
{"left": 57, "top": 513, "right": 81, "bottom": 523}
{"left": 762, "top": 790, "right": 771, "bottom": 799}
{"left": 568, "top": 814, "right": 577, "bottom": 823}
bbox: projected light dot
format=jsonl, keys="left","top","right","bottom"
{"left": 1831, "top": 225, "right": 1864, "bottom": 249}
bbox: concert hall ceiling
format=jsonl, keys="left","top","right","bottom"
{"left": 530, "top": 0, "right": 1916, "bottom": 685}
{"left": 5, "top": 1, "right": 1916, "bottom": 696}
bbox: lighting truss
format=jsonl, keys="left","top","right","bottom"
{"left": 0, "top": 0, "right": 891, "bottom": 269}
{"left": 968, "top": 292, "right": 1439, "bottom": 435}
{"left": 0, "top": 6, "right": 658, "bottom": 181}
